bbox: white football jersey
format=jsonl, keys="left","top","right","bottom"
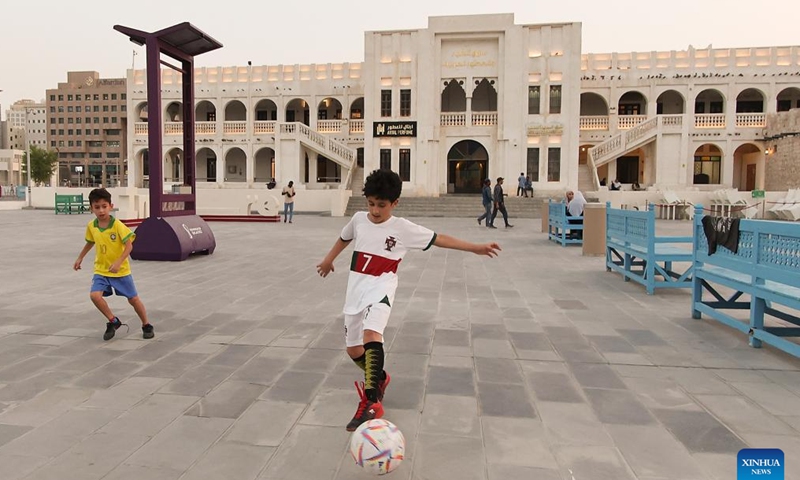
{"left": 340, "top": 212, "right": 436, "bottom": 314}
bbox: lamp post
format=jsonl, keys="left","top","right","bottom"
{"left": 25, "top": 106, "right": 33, "bottom": 207}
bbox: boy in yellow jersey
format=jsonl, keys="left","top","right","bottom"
{"left": 73, "top": 188, "right": 154, "bottom": 340}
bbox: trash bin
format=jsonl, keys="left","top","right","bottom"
{"left": 541, "top": 199, "right": 549, "bottom": 233}
{"left": 582, "top": 203, "right": 606, "bottom": 256}
{"left": 17, "top": 186, "right": 26, "bottom": 199}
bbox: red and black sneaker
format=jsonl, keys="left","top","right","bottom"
{"left": 346, "top": 381, "right": 383, "bottom": 432}
{"left": 378, "top": 371, "right": 391, "bottom": 402}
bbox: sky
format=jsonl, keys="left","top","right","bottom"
{"left": 1, "top": 0, "right": 798, "bottom": 117}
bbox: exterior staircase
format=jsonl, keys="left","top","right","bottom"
{"left": 276, "top": 122, "right": 357, "bottom": 189}
{"left": 344, "top": 193, "right": 557, "bottom": 219}
{"left": 578, "top": 164, "right": 594, "bottom": 193}
{"left": 586, "top": 115, "right": 678, "bottom": 189}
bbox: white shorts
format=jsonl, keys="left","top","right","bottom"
{"left": 344, "top": 303, "right": 391, "bottom": 347}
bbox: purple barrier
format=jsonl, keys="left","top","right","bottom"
{"left": 131, "top": 215, "right": 216, "bottom": 261}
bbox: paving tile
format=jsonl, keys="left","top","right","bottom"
{"left": 180, "top": 442, "right": 275, "bottom": 480}
{"left": 383, "top": 376, "right": 425, "bottom": 410}
{"left": 186, "top": 380, "right": 266, "bottom": 419}
{"left": 83, "top": 376, "right": 170, "bottom": 411}
{"left": 477, "top": 382, "right": 536, "bottom": 418}
{"left": 537, "top": 401, "right": 613, "bottom": 447}
{"left": 124, "top": 416, "right": 232, "bottom": 471}
{"left": 262, "top": 371, "right": 326, "bottom": 403}
{"left": 475, "top": 357, "right": 524, "bottom": 384}
{"left": 568, "top": 363, "right": 627, "bottom": 390}
{"left": 426, "top": 366, "right": 475, "bottom": 397}
{"left": 414, "top": 434, "right": 486, "bottom": 480}
{"left": 225, "top": 400, "right": 305, "bottom": 446}
{"left": 0, "top": 424, "right": 31, "bottom": 448}
{"left": 232, "top": 328, "right": 284, "bottom": 346}
{"left": 583, "top": 388, "right": 656, "bottom": 426}
{"left": 0, "top": 387, "right": 93, "bottom": 427}
{"left": 258, "top": 425, "right": 348, "bottom": 480}
{"left": 159, "top": 364, "right": 236, "bottom": 397}
{"left": 552, "top": 445, "right": 636, "bottom": 480}
{"left": 606, "top": 424, "right": 705, "bottom": 479}
{"left": 525, "top": 371, "right": 585, "bottom": 403}
{"left": 205, "top": 345, "right": 261, "bottom": 368}
{"left": 482, "top": 417, "right": 556, "bottom": 468}
{"left": 100, "top": 393, "right": 199, "bottom": 437}
{"left": 420, "top": 395, "right": 480, "bottom": 437}
{"left": 694, "top": 394, "right": 797, "bottom": 436}
{"left": 0, "top": 454, "right": 51, "bottom": 480}
{"left": 653, "top": 408, "right": 747, "bottom": 454}
{"left": 731, "top": 381, "right": 800, "bottom": 417}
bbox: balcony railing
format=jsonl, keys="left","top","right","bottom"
{"left": 579, "top": 116, "right": 609, "bottom": 130}
{"left": 472, "top": 112, "right": 498, "bottom": 126}
{"left": 253, "top": 121, "right": 276, "bottom": 134}
{"left": 735, "top": 113, "right": 765, "bottom": 128}
{"left": 165, "top": 122, "right": 182, "bottom": 135}
{"left": 317, "top": 119, "right": 346, "bottom": 133}
{"left": 695, "top": 114, "right": 726, "bottom": 129}
{"left": 618, "top": 115, "right": 648, "bottom": 130}
{"left": 660, "top": 114, "right": 683, "bottom": 128}
{"left": 349, "top": 119, "right": 364, "bottom": 134}
{"left": 440, "top": 113, "right": 466, "bottom": 127}
{"left": 134, "top": 122, "right": 147, "bottom": 135}
{"left": 223, "top": 121, "right": 247, "bottom": 134}
{"left": 196, "top": 121, "right": 216, "bottom": 135}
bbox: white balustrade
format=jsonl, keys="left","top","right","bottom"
{"left": 349, "top": 119, "right": 365, "bottom": 134}
{"left": 317, "top": 120, "right": 345, "bottom": 133}
{"left": 164, "top": 122, "right": 182, "bottom": 135}
{"left": 253, "top": 121, "right": 276, "bottom": 134}
{"left": 471, "top": 112, "right": 498, "bottom": 126}
{"left": 223, "top": 121, "right": 247, "bottom": 134}
{"left": 134, "top": 122, "right": 148, "bottom": 135}
{"left": 579, "top": 116, "right": 609, "bottom": 130}
{"left": 694, "top": 114, "right": 726, "bottom": 129}
{"left": 440, "top": 113, "right": 466, "bottom": 127}
{"left": 660, "top": 114, "right": 683, "bottom": 128}
{"left": 624, "top": 117, "right": 658, "bottom": 143}
{"left": 617, "top": 115, "right": 648, "bottom": 130}
{"left": 195, "top": 121, "right": 216, "bottom": 135}
{"left": 735, "top": 113, "right": 765, "bottom": 128}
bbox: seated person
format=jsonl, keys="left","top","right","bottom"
{"left": 610, "top": 179, "right": 622, "bottom": 191}
{"left": 266, "top": 177, "right": 277, "bottom": 189}
{"left": 567, "top": 190, "right": 587, "bottom": 239}
{"left": 632, "top": 181, "right": 642, "bottom": 191}
{"left": 565, "top": 191, "right": 574, "bottom": 215}
{"left": 524, "top": 175, "right": 533, "bottom": 197}
{"left": 599, "top": 177, "right": 607, "bottom": 186}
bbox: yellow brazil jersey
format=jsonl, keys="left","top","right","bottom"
{"left": 84, "top": 216, "right": 135, "bottom": 277}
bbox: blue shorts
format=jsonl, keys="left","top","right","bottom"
{"left": 91, "top": 274, "right": 139, "bottom": 299}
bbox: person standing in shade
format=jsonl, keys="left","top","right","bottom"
{"left": 282, "top": 180, "right": 296, "bottom": 223}
{"left": 477, "top": 178, "right": 496, "bottom": 228}
{"left": 524, "top": 175, "right": 533, "bottom": 198}
{"left": 517, "top": 172, "right": 526, "bottom": 196}
{"left": 491, "top": 177, "right": 513, "bottom": 228}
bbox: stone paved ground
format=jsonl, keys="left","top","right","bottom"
{"left": 0, "top": 209, "right": 799, "bottom": 480}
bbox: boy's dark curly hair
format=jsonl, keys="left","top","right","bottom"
{"left": 88, "top": 188, "right": 112, "bottom": 204}
{"left": 363, "top": 169, "right": 402, "bottom": 202}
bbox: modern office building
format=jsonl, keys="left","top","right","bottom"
{"left": 125, "top": 13, "right": 800, "bottom": 209}
{"left": 5, "top": 99, "right": 47, "bottom": 151}
{"left": 47, "top": 72, "right": 128, "bottom": 187}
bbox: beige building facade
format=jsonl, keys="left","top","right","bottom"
{"left": 46, "top": 72, "right": 128, "bottom": 187}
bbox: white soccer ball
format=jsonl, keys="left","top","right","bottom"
{"left": 349, "top": 419, "right": 405, "bottom": 475}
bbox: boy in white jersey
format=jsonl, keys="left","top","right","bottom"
{"left": 73, "top": 188, "right": 154, "bottom": 341}
{"left": 316, "top": 169, "right": 500, "bottom": 431}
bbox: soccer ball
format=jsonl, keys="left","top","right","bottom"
{"left": 349, "top": 419, "right": 405, "bottom": 475}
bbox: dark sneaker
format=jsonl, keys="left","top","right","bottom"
{"left": 346, "top": 381, "right": 384, "bottom": 432}
{"left": 103, "top": 318, "right": 127, "bottom": 341}
{"left": 506, "top": 224, "right": 514, "bottom": 228}
{"left": 142, "top": 323, "right": 155, "bottom": 339}
{"left": 378, "top": 371, "right": 391, "bottom": 402}
{"left": 477, "top": 218, "right": 481, "bottom": 226}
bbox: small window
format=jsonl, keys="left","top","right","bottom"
{"left": 527, "top": 148, "right": 540, "bottom": 182}
{"left": 399, "top": 149, "right": 411, "bottom": 181}
{"left": 58, "top": 95, "right": 64, "bottom": 101}
{"left": 103, "top": 105, "right": 109, "bottom": 112}
{"left": 380, "top": 149, "right": 392, "bottom": 170}
{"left": 111, "top": 93, "right": 117, "bottom": 100}
{"left": 111, "top": 105, "right": 117, "bottom": 112}
{"left": 528, "top": 86, "right": 541, "bottom": 115}
{"left": 547, "top": 148, "right": 561, "bottom": 182}
{"left": 103, "top": 94, "right": 109, "bottom": 100}
{"left": 380, "top": 90, "right": 392, "bottom": 117}
{"left": 49, "top": 95, "right": 55, "bottom": 101}
{"left": 68, "top": 94, "right": 73, "bottom": 101}
{"left": 76, "top": 140, "right": 82, "bottom": 147}
{"left": 400, "top": 90, "right": 411, "bottom": 117}
{"left": 121, "top": 93, "right": 126, "bottom": 100}
{"left": 549, "top": 85, "right": 562, "bottom": 114}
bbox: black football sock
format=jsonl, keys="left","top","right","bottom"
{"left": 363, "top": 341, "right": 385, "bottom": 403}
{"left": 352, "top": 353, "right": 366, "bottom": 372}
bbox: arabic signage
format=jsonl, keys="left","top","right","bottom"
{"left": 373, "top": 121, "right": 417, "bottom": 137}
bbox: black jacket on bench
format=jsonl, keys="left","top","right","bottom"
{"left": 701, "top": 216, "right": 740, "bottom": 255}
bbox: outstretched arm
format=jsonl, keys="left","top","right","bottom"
{"left": 433, "top": 234, "right": 500, "bottom": 257}
{"left": 73, "top": 242, "right": 94, "bottom": 270}
{"left": 316, "top": 237, "right": 352, "bottom": 277}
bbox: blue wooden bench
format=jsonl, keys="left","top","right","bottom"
{"left": 692, "top": 205, "right": 800, "bottom": 357}
{"left": 606, "top": 203, "right": 694, "bottom": 294}
{"left": 548, "top": 199, "right": 583, "bottom": 246}
{"left": 55, "top": 193, "right": 89, "bottom": 214}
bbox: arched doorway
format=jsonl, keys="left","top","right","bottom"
{"left": 196, "top": 148, "right": 217, "bottom": 182}
{"left": 693, "top": 144, "right": 723, "bottom": 185}
{"left": 224, "top": 100, "right": 247, "bottom": 121}
{"left": 447, "top": 140, "right": 488, "bottom": 194}
{"left": 618, "top": 91, "right": 647, "bottom": 116}
{"left": 694, "top": 89, "right": 725, "bottom": 113}
{"left": 656, "top": 90, "right": 685, "bottom": 114}
{"left": 286, "top": 98, "right": 310, "bottom": 125}
{"left": 777, "top": 87, "right": 800, "bottom": 111}
{"left": 135, "top": 102, "right": 148, "bottom": 121}
{"left": 164, "top": 148, "right": 184, "bottom": 183}
{"left": 136, "top": 148, "right": 149, "bottom": 188}
{"left": 224, "top": 147, "right": 247, "bottom": 183}
{"left": 350, "top": 97, "right": 364, "bottom": 119}
{"left": 580, "top": 93, "right": 608, "bottom": 115}
{"left": 255, "top": 147, "right": 275, "bottom": 183}
{"left": 733, "top": 144, "right": 763, "bottom": 191}
{"left": 195, "top": 101, "right": 217, "bottom": 122}
{"left": 317, "top": 97, "right": 343, "bottom": 120}
{"left": 255, "top": 99, "right": 277, "bottom": 121}
{"left": 165, "top": 102, "right": 183, "bottom": 122}
{"left": 736, "top": 88, "right": 765, "bottom": 113}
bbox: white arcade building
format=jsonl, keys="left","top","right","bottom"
{"left": 124, "top": 13, "right": 800, "bottom": 215}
